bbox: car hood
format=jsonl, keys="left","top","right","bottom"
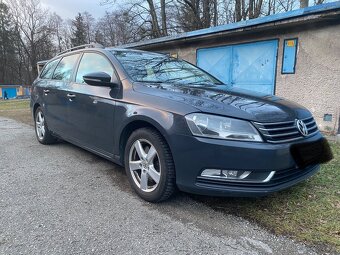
{"left": 133, "top": 83, "right": 312, "bottom": 122}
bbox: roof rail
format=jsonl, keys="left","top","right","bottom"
{"left": 56, "top": 43, "right": 104, "bottom": 56}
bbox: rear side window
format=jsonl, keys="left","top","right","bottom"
{"left": 53, "top": 54, "right": 79, "bottom": 81}
{"left": 40, "top": 59, "right": 60, "bottom": 79}
{"left": 76, "top": 53, "right": 114, "bottom": 83}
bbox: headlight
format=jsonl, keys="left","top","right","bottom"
{"left": 185, "top": 113, "right": 262, "bottom": 142}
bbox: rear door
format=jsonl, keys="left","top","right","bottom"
{"left": 47, "top": 54, "right": 80, "bottom": 136}
{"left": 36, "top": 58, "right": 61, "bottom": 131}
{"left": 67, "top": 52, "right": 117, "bottom": 156}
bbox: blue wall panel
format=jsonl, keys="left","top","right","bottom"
{"left": 231, "top": 40, "right": 278, "bottom": 94}
{"left": 197, "top": 46, "right": 232, "bottom": 84}
{"left": 2, "top": 88, "right": 17, "bottom": 99}
{"left": 197, "top": 40, "right": 278, "bottom": 95}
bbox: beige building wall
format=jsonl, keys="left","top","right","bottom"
{"left": 275, "top": 26, "right": 340, "bottom": 134}
{"left": 143, "top": 24, "right": 340, "bottom": 134}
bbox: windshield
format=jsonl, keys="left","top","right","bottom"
{"left": 111, "top": 50, "right": 222, "bottom": 86}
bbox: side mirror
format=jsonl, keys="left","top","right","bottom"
{"left": 83, "top": 72, "right": 117, "bottom": 87}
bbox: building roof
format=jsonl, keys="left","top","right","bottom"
{"left": 0, "top": 85, "right": 29, "bottom": 87}
{"left": 125, "top": 2, "right": 340, "bottom": 48}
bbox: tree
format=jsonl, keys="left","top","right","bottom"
{"left": 175, "top": 0, "right": 220, "bottom": 31}
{"left": 61, "top": 19, "right": 73, "bottom": 50}
{"left": 97, "top": 11, "right": 116, "bottom": 46}
{"left": 94, "top": 30, "right": 105, "bottom": 45}
{"left": 147, "top": 0, "right": 162, "bottom": 37}
{"left": 300, "top": 0, "right": 309, "bottom": 8}
{"left": 71, "top": 13, "right": 87, "bottom": 47}
{"left": 176, "top": 0, "right": 203, "bottom": 31}
{"left": 0, "top": 1, "right": 19, "bottom": 84}
{"left": 160, "top": 0, "right": 167, "bottom": 35}
{"left": 8, "top": 0, "right": 54, "bottom": 83}
{"left": 82, "top": 11, "right": 95, "bottom": 44}
{"left": 249, "top": 0, "right": 265, "bottom": 19}
{"left": 96, "top": 10, "right": 137, "bottom": 46}
{"left": 50, "top": 13, "right": 63, "bottom": 52}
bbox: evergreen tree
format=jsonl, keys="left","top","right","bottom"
{"left": 0, "top": 2, "right": 18, "bottom": 83}
{"left": 71, "top": 13, "right": 87, "bottom": 47}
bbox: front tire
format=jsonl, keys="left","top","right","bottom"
{"left": 34, "top": 107, "right": 57, "bottom": 144}
{"left": 124, "top": 128, "right": 176, "bottom": 202}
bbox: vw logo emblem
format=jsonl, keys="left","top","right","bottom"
{"left": 296, "top": 119, "right": 309, "bottom": 136}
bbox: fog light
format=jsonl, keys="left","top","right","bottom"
{"left": 201, "top": 169, "right": 222, "bottom": 177}
{"left": 222, "top": 170, "right": 238, "bottom": 178}
{"left": 200, "top": 169, "right": 252, "bottom": 180}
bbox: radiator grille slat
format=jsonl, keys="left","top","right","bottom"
{"left": 253, "top": 117, "right": 319, "bottom": 143}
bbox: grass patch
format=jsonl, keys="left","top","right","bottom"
{"left": 193, "top": 142, "right": 340, "bottom": 252}
{"left": 0, "top": 99, "right": 30, "bottom": 111}
{"left": 1, "top": 99, "right": 339, "bottom": 251}
{"left": 0, "top": 99, "right": 32, "bottom": 126}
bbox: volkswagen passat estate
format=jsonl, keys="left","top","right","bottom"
{"left": 31, "top": 44, "right": 332, "bottom": 202}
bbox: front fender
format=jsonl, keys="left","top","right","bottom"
{"left": 30, "top": 81, "right": 44, "bottom": 118}
{"left": 113, "top": 101, "right": 190, "bottom": 162}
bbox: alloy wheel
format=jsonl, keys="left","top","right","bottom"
{"left": 128, "top": 139, "right": 161, "bottom": 192}
{"left": 35, "top": 111, "right": 45, "bottom": 140}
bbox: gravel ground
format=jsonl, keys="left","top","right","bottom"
{"left": 0, "top": 117, "right": 321, "bottom": 255}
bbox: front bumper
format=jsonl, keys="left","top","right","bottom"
{"left": 169, "top": 132, "right": 324, "bottom": 197}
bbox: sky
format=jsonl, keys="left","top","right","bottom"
{"left": 40, "top": 0, "right": 113, "bottom": 20}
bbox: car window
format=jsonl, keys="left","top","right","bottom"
{"left": 52, "top": 54, "right": 79, "bottom": 81}
{"left": 111, "top": 50, "right": 222, "bottom": 86}
{"left": 40, "top": 59, "right": 60, "bottom": 79}
{"left": 76, "top": 53, "right": 114, "bottom": 84}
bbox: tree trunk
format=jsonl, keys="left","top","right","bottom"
{"left": 249, "top": 0, "right": 254, "bottom": 19}
{"left": 241, "top": 0, "right": 247, "bottom": 20}
{"left": 300, "top": 0, "right": 309, "bottom": 8}
{"left": 202, "top": 0, "right": 211, "bottom": 28}
{"left": 254, "top": 0, "right": 263, "bottom": 18}
{"left": 213, "top": 0, "right": 218, "bottom": 26}
{"left": 235, "top": 0, "right": 242, "bottom": 21}
{"left": 160, "top": 0, "right": 167, "bottom": 36}
{"left": 146, "top": 0, "right": 161, "bottom": 38}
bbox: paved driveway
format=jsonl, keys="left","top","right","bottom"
{"left": 0, "top": 118, "right": 318, "bottom": 254}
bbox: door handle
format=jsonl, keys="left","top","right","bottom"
{"left": 67, "top": 93, "right": 76, "bottom": 98}
{"left": 43, "top": 89, "right": 50, "bottom": 95}
{"left": 67, "top": 93, "right": 76, "bottom": 101}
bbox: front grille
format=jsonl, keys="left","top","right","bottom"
{"left": 253, "top": 116, "right": 319, "bottom": 143}
{"left": 196, "top": 165, "right": 319, "bottom": 189}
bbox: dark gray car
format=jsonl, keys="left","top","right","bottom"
{"left": 30, "top": 45, "right": 332, "bottom": 202}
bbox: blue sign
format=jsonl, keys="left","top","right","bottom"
{"left": 282, "top": 38, "right": 298, "bottom": 74}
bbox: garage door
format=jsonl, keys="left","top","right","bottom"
{"left": 197, "top": 40, "right": 278, "bottom": 94}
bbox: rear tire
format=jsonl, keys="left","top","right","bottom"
{"left": 124, "top": 128, "right": 176, "bottom": 202}
{"left": 34, "top": 107, "right": 57, "bottom": 145}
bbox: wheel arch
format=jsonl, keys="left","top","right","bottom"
{"left": 118, "top": 115, "right": 173, "bottom": 165}
{"left": 33, "top": 103, "right": 41, "bottom": 119}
